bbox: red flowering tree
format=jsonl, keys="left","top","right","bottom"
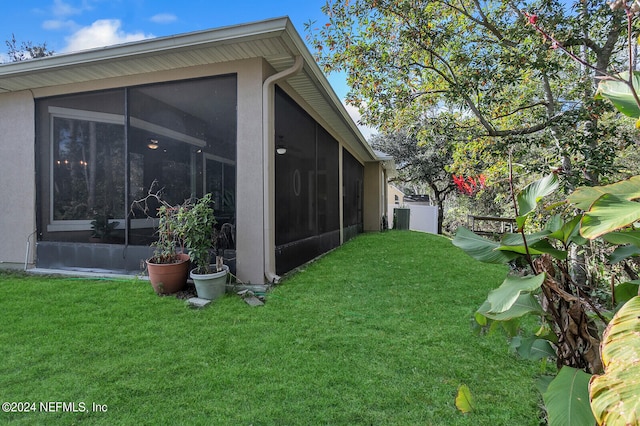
{"left": 452, "top": 174, "right": 486, "bottom": 196}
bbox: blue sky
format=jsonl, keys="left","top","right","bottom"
{"left": 0, "top": 0, "right": 376, "bottom": 137}
{"left": 0, "top": 0, "right": 329, "bottom": 55}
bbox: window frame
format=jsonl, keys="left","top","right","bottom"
{"left": 47, "top": 106, "right": 126, "bottom": 232}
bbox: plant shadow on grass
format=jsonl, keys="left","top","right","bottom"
{"left": 0, "top": 231, "right": 542, "bottom": 425}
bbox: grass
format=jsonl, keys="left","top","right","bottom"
{"left": 0, "top": 231, "right": 542, "bottom": 425}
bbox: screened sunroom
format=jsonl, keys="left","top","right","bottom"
{"left": 35, "top": 76, "right": 237, "bottom": 273}
{"left": 0, "top": 18, "right": 392, "bottom": 284}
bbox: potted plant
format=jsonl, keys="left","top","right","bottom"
{"left": 89, "top": 211, "right": 119, "bottom": 243}
{"left": 131, "top": 182, "right": 190, "bottom": 295}
{"left": 182, "top": 193, "right": 229, "bottom": 300}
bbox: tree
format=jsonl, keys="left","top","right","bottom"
{"left": 459, "top": 3, "right": 640, "bottom": 422}
{"left": 370, "top": 121, "right": 457, "bottom": 234}
{"left": 5, "top": 33, "right": 54, "bottom": 62}
{"left": 306, "top": 0, "right": 635, "bottom": 186}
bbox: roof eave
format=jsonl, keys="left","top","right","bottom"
{"left": 0, "top": 17, "right": 291, "bottom": 81}
{"left": 0, "top": 16, "right": 378, "bottom": 162}
{"left": 279, "top": 21, "right": 377, "bottom": 162}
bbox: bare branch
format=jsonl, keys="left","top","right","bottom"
{"left": 485, "top": 111, "right": 573, "bottom": 137}
{"left": 492, "top": 101, "right": 548, "bottom": 120}
{"left": 438, "top": 0, "right": 518, "bottom": 47}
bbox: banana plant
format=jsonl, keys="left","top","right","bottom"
{"left": 580, "top": 58, "right": 640, "bottom": 426}
{"left": 453, "top": 173, "right": 640, "bottom": 425}
{"left": 589, "top": 296, "right": 640, "bottom": 425}
{"left": 453, "top": 173, "right": 602, "bottom": 371}
{"left": 452, "top": 51, "right": 640, "bottom": 423}
{"left": 595, "top": 71, "right": 640, "bottom": 127}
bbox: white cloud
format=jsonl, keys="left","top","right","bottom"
{"left": 52, "top": 0, "right": 85, "bottom": 17}
{"left": 63, "top": 19, "right": 153, "bottom": 52}
{"left": 344, "top": 102, "right": 377, "bottom": 141}
{"left": 150, "top": 13, "right": 177, "bottom": 24}
{"left": 43, "top": 19, "right": 78, "bottom": 30}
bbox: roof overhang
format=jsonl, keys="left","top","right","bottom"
{"left": 374, "top": 149, "right": 398, "bottom": 179}
{"left": 0, "top": 17, "right": 378, "bottom": 162}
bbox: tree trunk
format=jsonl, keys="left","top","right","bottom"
{"left": 436, "top": 199, "right": 444, "bottom": 235}
{"left": 570, "top": 244, "right": 588, "bottom": 287}
{"left": 430, "top": 184, "right": 446, "bottom": 234}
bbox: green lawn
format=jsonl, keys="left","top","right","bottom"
{"left": 0, "top": 231, "right": 542, "bottom": 425}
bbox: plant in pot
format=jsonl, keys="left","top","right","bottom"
{"left": 182, "top": 193, "right": 229, "bottom": 301}
{"left": 89, "top": 211, "right": 119, "bottom": 243}
{"left": 131, "top": 182, "right": 190, "bottom": 295}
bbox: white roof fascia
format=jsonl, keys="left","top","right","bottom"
{"left": 0, "top": 17, "right": 291, "bottom": 79}
{"left": 0, "top": 16, "right": 378, "bottom": 162}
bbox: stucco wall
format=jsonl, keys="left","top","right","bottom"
{"left": 235, "top": 58, "right": 267, "bottom": 284}
{"left": 363, "top": 162, "right": 383, "bottom": 232}
{"left": 0, "top": 91, "right": 36, "bottom": 268}
{"left": 388, "top": 185, "right": 405, "bottom": 207}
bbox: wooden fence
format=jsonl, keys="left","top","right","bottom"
{"left": 467, "top": 215, "right": 516, "bottom": 235}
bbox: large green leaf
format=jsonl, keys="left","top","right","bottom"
{"left": 614, "top": 281, "right": 640, "bottom": 305}
{"left": 603, "top": 230, "right": 640, "bottom": 247}
{"left": 473, "top": 315, "right": 522, "bottom": 338}
{"left": 609, "top": 244, "right": 640, "bottom": 264}
{"left": 543, "top": 367, "right": 595, "bottom": 426}
{"left": 496, "top": 240, "right": 567, "bottom": 260}
{"left": 500, "top": 318, "right": 521, "bottom": 337}
{"left": 498, "top": 230, "right": 569, "bottom": 259}
{"left": 544, "top": 214, "right": 564, "bottom": 233}
{"left": 515, "top": 335, "right": 557, "bottom": 361}
{"left": 495, "top": 245, "right": 546, "bottom": 256}
{"left": 452, "top": 227, "right": 519, "bottom": 264}
{"left": 605, "top": 232, "right": 640, "bottom": 264}
{"left": 547, "top": 215, "right": 586, "bottom": 246}
{"left": 501, "top": 230, "right": 551, "bottom": 246}
{"left": 537, "top": 375, "right": 555, "bottom": 395}
{"left": 529, "top": 240, "right": 568, "bottom": 260}
{"left": 567, "top": 175, "right": 640, "bottom": 211}
{"left": 580, "top": 194, "right": 640, "bottom": 239}
{"left": 477, "top": 293, "right": 544, "bottom": 321}
{"left": 595, "top": 72, "right": 640, "bottom": 118}
{"left": 517, "top": 174, "right": 559, "bottom": 218}
{"left": 589, "top": 296, "right": 640, "bottom": 425}
{"left": 486, "top": 273, "right": 545, "bottom": 314}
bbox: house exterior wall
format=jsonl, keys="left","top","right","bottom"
{"left": 363, "top": 162, "right": 383, "bottom": 232}
{"left": 0, "top": 91, "right": 36, "bottom": 268}
{"left": 235, "top": 58, "right": 267, "bottom": 284}
{"left": 0, "top": 56, "right": 385, "bottom": 282}
{"left": 388, "top": 184, "right": 405, "bottom": 207}
{"left": 4, "top": 59, "right": 267, "bottom": 283}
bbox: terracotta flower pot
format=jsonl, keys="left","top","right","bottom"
{"left": 147, "top": 253, "right": 190, "bottom": 295}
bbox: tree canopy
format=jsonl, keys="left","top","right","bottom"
{"left": 370, "top": 113, "right": 469, "bottom": 233}
{"left": 307, "top": 0, "right": 638, "bottom": 187}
